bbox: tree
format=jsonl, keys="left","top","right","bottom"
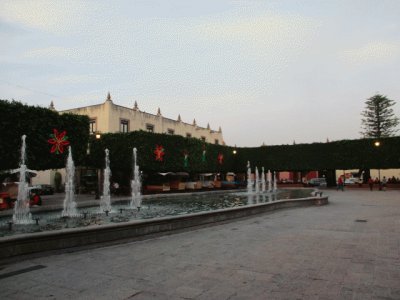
{"left": 361, "top": 94, "right": 399, "bottom": 138}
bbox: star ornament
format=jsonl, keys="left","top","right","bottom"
{"left": 48, "top": 129, "right": 70, "bottom": 154}
{"left": 154, "top": 145, "right": 165, "bottom": 161}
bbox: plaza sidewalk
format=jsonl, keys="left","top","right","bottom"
{"left": 0, "top": 189, "right": 399, "bottom": 299}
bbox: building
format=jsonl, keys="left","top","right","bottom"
{"left": 31, "top": 93, "right": 225, "bottom": 189}
{"left": 59, "top": 93, "right": 225, "bottom": 145}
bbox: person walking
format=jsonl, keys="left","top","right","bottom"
{"left": 337, "top": 176, "right": 344, "bottom": 191}
{"left": 382, "top": 176, "right": 387, "bottom": 191}
{"left": 368, "top": 177, "right": 374, "bottom": 191}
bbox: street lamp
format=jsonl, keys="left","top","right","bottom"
{"left": 95, "top": 132, "right": 102, "bottom": 199}
{"left": 374, "top": 141, "right": 381, "bottom": 190}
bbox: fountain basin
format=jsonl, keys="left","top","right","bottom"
{"left": 0, "top": 194, "right": 328, "bottom": 260}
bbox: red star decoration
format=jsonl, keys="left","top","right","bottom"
{"left": 217, "top": 153, "right": 224, "bottom": 164}
{"left": 48, "top": 129, "right": 70, "bottom": 154}
{"left": 154, "top": 145, "right": 165, "bottom": 161}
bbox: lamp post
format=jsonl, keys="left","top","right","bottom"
{"left": 374, "top": 141, "right": 381, "bottom": 190}
{"left": 95, "top": 132, "right": 102, "bottom": 199}
{"left": 232, "top": 147, "right": 238, "bottom": 184}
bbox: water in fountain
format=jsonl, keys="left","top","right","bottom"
{"left": 255, "top": 167, "right": 260, "bottom": 194}
{"left": 268, "top": 170, "right": 272, "bottom": 192}
{"left": 62, "top": 147, "right": 78, "bottom": 217}
{"left": 273, "top": 171, "right": 278, "bottom": 192}
{"left": 1, "top": 189, "right": 313, "bottom": 237}
{"left": 261, "top": 167, "right": 266, "bottom": 192}
{"left": 100, "top": 149, "right": 112, "bottom": 213}
{"left": 12, "top": 135, "right": 36, "bottom": 224}
{"left": 130, "top": 147, "right": 142, "bottom": 209}
{"left": 247, "top": 194, "right": 254, "bottom": 205}
{"left": 246, "top": 161, "right": 253, "bottom": 194}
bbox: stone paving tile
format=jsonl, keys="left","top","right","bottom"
{"left": 174, "top": 285, "right": 204, "bottom": 299}
{"left": 80, "top": 278, "right": 142, "bottom": 300}
{"left": 0, "top": 275, "right": 42, "bottom": 291}
{"left": 126, "top": 290, "right": 174, "bottom": 299}
{"left": 22, "top": 283, "right": 78, "bottom": 299}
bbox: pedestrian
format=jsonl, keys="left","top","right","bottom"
{"left": 382, "top": 176, "right": 387, "bottom": 191}
{"left": 337, "top": 176, "right": 344, "bottom": 191}
{"left": 29, "top": 191, "right": 42, "bottom": 206}
{"left": 368, "top": 177, "right": 374, "bottom": 191}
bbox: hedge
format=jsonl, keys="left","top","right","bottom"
{"left": 1, "top": 99, "right": 399, "bottom": 175}
{"left": 0, "top": 100, "right": 89, "bottom": 170}
{"left": 88, "top": 131, "right": 400, "bottom": 173}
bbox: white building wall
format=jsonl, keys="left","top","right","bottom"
{"left": 31, "top": 169, "right": 66, "bottom": 186}
{"left": 61, "top": 96, "right": 225, "bottom": 144}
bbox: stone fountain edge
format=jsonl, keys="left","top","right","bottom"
{"left": 0, "top": 196, "right": 328, "bottom": 259}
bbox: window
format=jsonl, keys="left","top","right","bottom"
{"left": 186, "top": 133, "right": 192, "bottom": 138}
{"left": 201, "top": 136, "right": 206, "bottom": 142}
{"left": 215, "top": 139, "right": 219, "bottom": 145}
{"left": 120, "top": 119, "right": 129, "bottom": 133}
{"left": 146, "top": 124, "right": 154, "bottom": 133}
{"left": 89, "top": 119, "right": 96, "bottom": 134}
{"left": 167, "top": 129, "right": 175, "bottom": 135}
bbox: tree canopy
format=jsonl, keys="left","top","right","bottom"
{"left": 360, "top": 94, "right": 399, "bottom": 138}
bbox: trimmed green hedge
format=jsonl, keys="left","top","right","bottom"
{"left": 0, "top": 100, "right": 89, "bottom": 170}
{"left": 88, "top": 131, "right": 400, "bottom": 173}
{"left": 1, "top": 99, "right": 399, "bottom": 174}
{"left": 234, "top": 137, "right": 400, "bottom": 172}
{"left": 87, "top": 131, "right": 233, "bottom": 174}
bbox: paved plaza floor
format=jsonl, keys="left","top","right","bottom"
{"left": 0, "top": 189, "right": 399, "bottom": 299}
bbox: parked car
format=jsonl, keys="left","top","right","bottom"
{"left": 344, "top": 178, "right": 359, "bottom": 185}
{"left": 31, "top": 184, "right": 54, "bottom": 195}
{"left": 308, "top": 178, "right": 327, "bottom": 187}
{"left": 0, "top": 192, "right": 14, "bottom": 210}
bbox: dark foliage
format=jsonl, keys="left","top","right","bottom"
{"left": 87, "top": 131, "right": 234, "bottom": 174}
{"left": 0, "top": 100, "right": 89, "bottom": 170}
{"left": 88, "top": 132, "right": 400, "bottom": 173}
{"left": 2, "top": 100, "right": 399, "bottom": 176}
{"left": 361, "top": 94, "right": 399, "bottom": 138}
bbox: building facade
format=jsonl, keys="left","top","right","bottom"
{"left": 59, "top": 93, "right": 225, "bottom": 145}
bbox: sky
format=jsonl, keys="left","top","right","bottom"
{"left": 1, "top": 0, "right": 400, "bottom": 147}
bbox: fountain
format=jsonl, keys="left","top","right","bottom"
{"left": 130, "top": 147, "right": 142, "bottom": 210}
{"left": 247, "top": 193, "right": 254, "bottom": 205}
{"left": 255, "top": 167, "right": 260, "bottom": 194}
{"left": 12, "top": 135, "right": 36, "bottom": 224}
{"left": 0, "top": 136, "right": 327, "bottom": 259}
{"left": 261, "top": 167, "right": 266, "bottom": 193}
{"left": 100, "top": 149, "right": 112, "bottom": 212}
{"left": 267, "top": 170, "right": 272, "bottom": 192}
{"left": 61, "top": 147, "right": 78, "bottom": 217}
{"left": 246, "top": 161, "right": 253, "bottom": 194}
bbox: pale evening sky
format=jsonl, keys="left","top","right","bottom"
{"left": 1, "top": 0, "right": 399, "bottom": 147}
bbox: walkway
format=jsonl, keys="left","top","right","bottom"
{"left": 0, "top": 189, "right": 399, "bottom": 299}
